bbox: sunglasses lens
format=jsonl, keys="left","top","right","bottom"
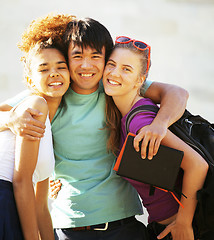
{"left": 116, "top": 37, "right": 131, "bottom": 43}
{"left": 134, "top": 41, "right": 148, "bottom": 50}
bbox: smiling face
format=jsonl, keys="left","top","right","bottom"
{"left": 103, "top": 48, "right": 144, "bottom": 98}
{"left": 28, "top": 48, "right": 70, "bottom": 100}
{"left": 67, "top": 43, "right": 105, "bottom": 94}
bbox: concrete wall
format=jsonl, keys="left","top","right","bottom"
{"left": 1, "top": 0, "right": 214, "bottom": 224}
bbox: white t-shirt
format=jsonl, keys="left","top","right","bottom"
{"left": 0, "top": 117, "right": 55, "bottom": 185}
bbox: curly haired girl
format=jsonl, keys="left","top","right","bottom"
{"left": 0, "top": 13, "right": 74, "bottom": 240}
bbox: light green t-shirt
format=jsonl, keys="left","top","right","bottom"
{"left": 6, "top": 80, "right": 153, "bottom": 228}
{"left": 50, "top": 84, "right": 142, "bottom": 228}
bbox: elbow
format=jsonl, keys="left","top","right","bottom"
{"left": 13, "top": 174, "right": 31, "bottom": 194}
{"left": 13, "top": 175, "right": 23, "bottom": 194}
{"left": 173, "top": 86, "right": 189, "bottom": 112}
{"left": 174, "top": 86, "right": 189, "bottom": 102}
{"left": 201, "top": 159, "right": 209, "bottom": 175}
{"left": 182, "top": 88, "right": 189, "bottom": 102}
{"left": 193, "top": 157, "right": 209, "bottom": 179}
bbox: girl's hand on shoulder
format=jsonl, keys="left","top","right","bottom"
{"left": 134, "top": 123, "right": 167, "bottom": 160}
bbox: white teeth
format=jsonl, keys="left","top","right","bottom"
{"left": 108, "top": 79, "right": 120, "bottom": 85}
{"left": 81, "top": 73, "right": 93, "bottom": 77}
{"left": 49, "top": 82, "right": 62, "bottom": 86}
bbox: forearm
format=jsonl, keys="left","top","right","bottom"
{"left": 144, "top": 82, "right": 189, "bottom": 127}
{"left": 176, "top": 157, "right": 208, "bottom": 225}
{"left": 35, "top": 179, "right": 54, "bottom": 240}
{"left": 13, "top": 180, "right": 39, "bottom": 240}
{"left": 160, "top": 130, "right": 208, "bottom": 225}
{"left": 158, "top": 131, "right": 208, "bottom": 240}
{"left": 37, "top": 206, "right": 54, "bottom": 240}
{"left": 156, "top": 88, "right": 188, "bottom": 127}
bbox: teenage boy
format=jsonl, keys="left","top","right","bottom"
{"left": 0, "top": 18, "right": 188, "bottom": 240}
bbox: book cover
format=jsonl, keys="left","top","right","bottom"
{"left": 115, "top": 133, "right": 184, "bottom": 191}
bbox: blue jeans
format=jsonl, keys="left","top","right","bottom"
{"left": 54, "top": 217, "right": 149, "bottom": 240}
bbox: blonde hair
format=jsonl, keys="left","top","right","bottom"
{"left": 105, "top": 41, "right": 151, "bottom": 154}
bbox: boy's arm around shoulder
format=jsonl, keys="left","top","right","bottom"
{"left": 0, "top": 99, "right": 45, "bottom": 140}
{"left": 144, "top": 81, "right": 189, "bottom": 126}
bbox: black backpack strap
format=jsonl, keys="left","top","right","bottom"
{"left": 125, "top": 105, "right": 159, "bottom": 135}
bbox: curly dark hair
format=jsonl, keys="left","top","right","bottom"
{"left": 17, "top": 13, "right": 76, "bottom": 86}
{"left": 18, "top": 12, "right": 76, "bottom": 53}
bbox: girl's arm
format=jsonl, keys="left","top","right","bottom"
{"left": 13, "top": 96, "right": 49, "bottom": 240}
{"left": 35, "top": 178, "right": 54, "bottom": 240}
{"left": 157, "top": 130, "right": 208, "bottom": 240}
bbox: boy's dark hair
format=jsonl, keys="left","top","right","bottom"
{"left": 63, "top": 18, "right": 114, "bottom": 63}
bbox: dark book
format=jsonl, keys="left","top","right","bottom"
{"left": 114, "top": 133, "right": 184, "bottom": 191}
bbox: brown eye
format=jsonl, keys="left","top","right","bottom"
{"left": 73, "top": 55, "right": 81, "bottom": 59}
{"left": 39, "top": 69, "right": 48, "bottom": 72}
{"left": 107, "top": 62, "right": 115, "bottom": 67}
{"left": 92, "top": 55, "right": 101, "bottom": 59}
{"left": 124, "top": 67, "right": 131, "bottom": 72}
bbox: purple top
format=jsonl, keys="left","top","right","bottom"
{"left": 120, "top": 98, "right": 179, "bottom": 223}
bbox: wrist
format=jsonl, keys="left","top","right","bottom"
{"left": 175, "top": 211, "right": 193, "bottom": 227}
{"left": 151, "top": 114, "right": 169, "bottom": 129}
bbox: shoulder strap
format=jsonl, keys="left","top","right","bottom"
{"left": 125, "top": 105, "right": 159, "bottom": 135}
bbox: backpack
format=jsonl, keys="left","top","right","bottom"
{"left": 125, "top": 105, "right": 214, "bottom": 233}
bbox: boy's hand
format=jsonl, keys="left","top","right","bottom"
{"left": 134, "top": 123, "right": 167, "bottom": 159}
{"left": 9, "top": 107, "right": 45, "bottom": 140}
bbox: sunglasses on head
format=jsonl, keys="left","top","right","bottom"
{"left": 115, "top": 36, "right": 151, "bottom": 76}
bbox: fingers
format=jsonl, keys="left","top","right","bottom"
{"left": 147, "top": 136, "right": 162, "bottom": 159}
{"left": 157, "top": 225, "right": 171, "bottom": 239}
{"left": 28, "top": 119, "right": 46, "bottom": 131}
{"left": 133, "top": 133, "right": 143, "bottom": 152}
{"left": 26, "top": 108, "right": 44, "bottom": 117}
{"left": 25, "top": 109, "right": 46, "bottom": 130}
{"left": 49, "top": 180, "right": 62, "bottom": 200}
{"left": 153, "top": 138, "right": 161, "bottom": 156}
{"left": 18, "top": 110, "right": 46, "bottom": 139}
{"left": 140, "top": 135, "right": 150, "bottom": 159}
{"left": 146, "top": 138, "right": 156, "bottom": 160}
{"left": 134, "top": 132, "right": 157, "bottom": 159}
{"left": 134, "top": 124, "right": 167, "bottom": 160}
{"left": 20, "top": 124, "right": 45, "bottom": 136}
{"left": 17, "top": 126, "right": 45, "bottom": 140}
{"left": 10, "top": 107, "right": 46, "bottom": 139}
